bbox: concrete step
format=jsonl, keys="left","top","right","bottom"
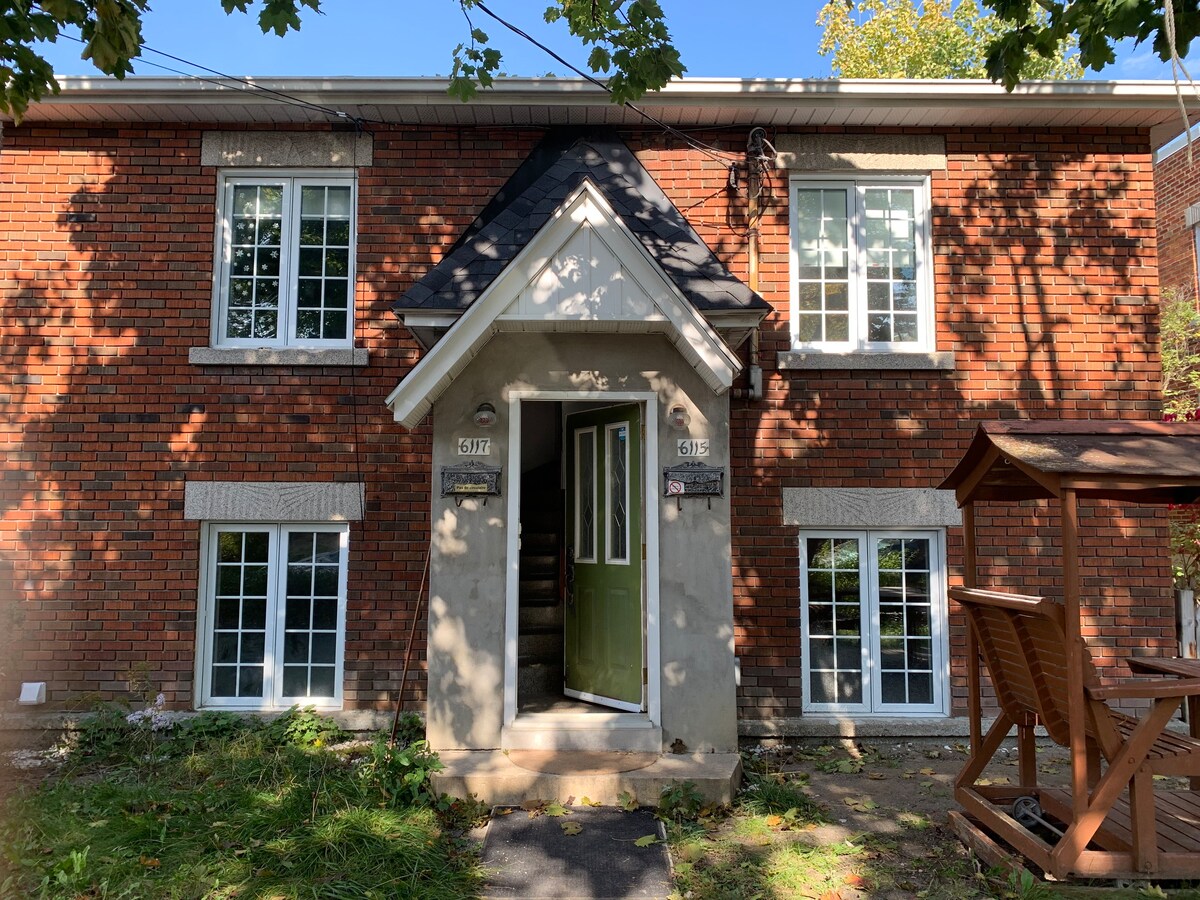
{"left": 518, "top": 603, "right": 562, "bottom": 631}
{"left": 518, "top": 630, "right": 561, "bottom": 661}
{"left": 519, "top": 578, "right": 558, "bottom": 601}
{"left": 519, "top": 553, "right": 559, "bottom": 576}
{"left": 521, "top": 532, "right": 558, "bottom": 553}
{"left": 518, "top": 661, "right": 562, "bottom": 697}
{"left": 433, "top": 749, "right": 742, "bottom": 806}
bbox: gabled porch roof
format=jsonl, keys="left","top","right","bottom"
{"left": 386, "top": 133, "right": 767, "bottom": 428}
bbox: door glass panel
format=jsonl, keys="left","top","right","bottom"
{"left": 803, "top": 531, "right": 942, "bottom": 713}
{"left": 575, "top": 428, "right": 595, "bottom": 561}
{"left": 804, "top": 537, "right": 862, "bottom": 706}
{"left": 281, "top": 530, "right": 340, "bottom": 699}
{"left": 607, "top": 423, "right": 629, "bottom": 562}
{"left": 875, "top": 536, "right": 935, "bottom": 706}
{"left": 210, "top": 529, "right": 270, "bottom": 699}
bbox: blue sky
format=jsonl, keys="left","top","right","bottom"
{"left": 34, "top": 0, "right": 1200, "bottom": 82}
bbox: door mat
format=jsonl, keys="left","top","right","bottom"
{"left": 505, "top": 750, "right": 659, "bottom": 775}
{"left": 481, "top": 806, "right": 671, "bottom": 900}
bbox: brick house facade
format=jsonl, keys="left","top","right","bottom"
{"left": 1155, "top": 126, "right": 1200, "bottom": 300}
{"left": 0, "top": 78, "right": 1184, "bottom": 742}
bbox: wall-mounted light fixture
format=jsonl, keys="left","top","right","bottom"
{"left": 473, "top": 402, "right": 497, "bottom": 428}
{"left": 667, "top": 405, "right": 691, "bottom": 430}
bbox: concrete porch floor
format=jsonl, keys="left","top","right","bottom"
{"left": 433, "top": 750, "right": 743, "bottom": 806}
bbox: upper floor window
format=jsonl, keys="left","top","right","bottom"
{"left": 215, "top": 172, "right": 355, "bottom": 348}
{"left": 790, "top": 178, "right": 932, "bottom": 352}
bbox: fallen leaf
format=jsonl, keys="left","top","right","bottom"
{"left": 844, "top": 874, "right": 871, "bottom": 889}
{"left": 138, "top": 856, "right": 160, "bottom": 868}
{"left": 578, "top": 796, "right": 602, "bottom": 807}
{"left": 617, "top": 791, "right": 639, "bottom": 812}
{"left": 919, "top": 767, "right": 937, "bottom": 777}
{"left": 765, "top": 814, "right": 783, "bottom": 827}
{"left": 818, "top": 891, "right": 843, "bottom": 900}
{"left": 866, "top": 771, "right": 886, "bottom": 780}
{"left": 634, "top": 834, "right": 660, "bottom": 847}
{"left": 843, "top": 796, "right": 877, "bottom": 812}
{"left": 495, "top": 807, "right": 514, "bottom": 816}
{"left": 561, "top": 821, "right": 582, "bottom": 836}
{"left": 544, "top": 802, "right": 569, "bottom": 817}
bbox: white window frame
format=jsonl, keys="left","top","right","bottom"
{"left": 213, "top": 169, "right": 357, "bottom": 350}
{"left": 197, "top": 522, "right": 349, "bottom": 710}
{"left": 604, "top": 420, "right": 633, "bottom": 566}
{"left": 574, "top": 426, "right": 598, "bottom": 564}
{"left": 789, "top": 176, "right": 934, "bottom": 353}
{"left": 799, "top": 528, "right": 949, "bottom": 717}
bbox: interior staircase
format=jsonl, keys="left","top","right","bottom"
{"left": 517, "top": 463, "right": 564, "bottom": 711}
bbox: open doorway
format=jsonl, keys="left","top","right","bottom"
{"left": 515, "top": 400, "right": 647, "bottom": 716}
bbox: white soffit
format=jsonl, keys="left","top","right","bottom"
{"left": 385, "top": 180, "right": 741, "bottom": 428}
{"left": 15, "top": 77, "right": 1198, "bottom": 145}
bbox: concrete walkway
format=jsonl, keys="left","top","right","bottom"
{"left": 481, "top": 806, "right": 671, "bottom": 900}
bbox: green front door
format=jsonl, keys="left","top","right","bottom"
{"left": 564, "top": 404, "right": 644, "bottom": 711}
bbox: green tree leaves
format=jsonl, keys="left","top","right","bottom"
{"left": 817, "top": 0, "right": 1084, "bottom": 81}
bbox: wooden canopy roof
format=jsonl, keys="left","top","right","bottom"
{"left": 940, "top": 420, "right": 1200, "bottom": 505}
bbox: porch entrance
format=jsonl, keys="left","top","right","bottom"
{"left": 516, "top": 400, "right": 646, "bottom": 716}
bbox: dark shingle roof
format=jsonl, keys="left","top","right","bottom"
{"left": 392, "top": 131, "right": 769, "bottom": 315}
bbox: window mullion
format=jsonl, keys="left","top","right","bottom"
{"left": 268, "top": 524, "right": 286, "bottom": 707}
{"left": 851, "top": 185, "right": 867, "bottom": 351}
{"left": 280, "top": 180, "right": 298, "bottom": 346}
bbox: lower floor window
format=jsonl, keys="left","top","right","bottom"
{"left": 800, "top": 529, "right": 948, "bottom": 715}
{"left": 200, "top": 523, "right": 348, "bottom": 709}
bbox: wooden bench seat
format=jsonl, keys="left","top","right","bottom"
{"left": 952, "top": 586, "right": 1200, "bottom": 879}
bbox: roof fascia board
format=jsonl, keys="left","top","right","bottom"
{"left": 19, "top": 76, "right": 1199, "bottom": 128}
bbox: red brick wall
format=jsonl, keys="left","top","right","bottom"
{"left": 0, "top": 123, "right": 1174, "bottom": 721}
{"left": 1155, "top": 141, "right": 1200, "bottom": 299}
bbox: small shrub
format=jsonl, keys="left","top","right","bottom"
{"left": 738, "top": 773, "right": 826, "bottom": 823}
{"left": 657, "top": 780, "right": 704, "bottom": 823}
{"left": 261, "top": 706, "right": 347, "bottom": 748}
{"left": 392, "top": 711, "right": 426, "bottom": 747}
{"left": 68, "top": 704, "right": 151, "bottom": 762}
{"left": 357, "top": 738, "right": 444, "bottom": 807}
{"left": 165, "top": 710, "right": 251, "bottom": 754}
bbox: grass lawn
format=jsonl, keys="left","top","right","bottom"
{"left": 11, "top": 719, "right": 1200, "bottom": 900}
{"left": 0, "top": 708, "right": 482, "bottom": 899}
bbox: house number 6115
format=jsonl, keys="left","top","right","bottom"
{"left": 457, "top": 437, "right": 492, "bottom": 456}
{"left": 677, "top": 439, "right": 710, "bottom": 457}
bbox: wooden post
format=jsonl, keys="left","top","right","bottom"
{"left": 963, "top": 502, "right": 981, "bottom": 752}
{"left": 1062, "top": 488, "right": 1088, "bottom": 819}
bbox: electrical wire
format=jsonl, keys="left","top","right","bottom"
{"left": 471, "top": 0, "right": 742, "bottom": 165}
{"left": 51, "top": 29, "right": 381, "bottom": 129}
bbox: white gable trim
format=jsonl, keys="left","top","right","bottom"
{"left": 386, "top": 180, "right": 742, "bottom": 428}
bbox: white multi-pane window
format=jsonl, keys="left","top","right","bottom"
{"left": 198, "top": 523, "right": 348, "bottom": 709}
{"left": 790, "top": 178, "right": 932, "bottom": 351}
{"left": 215, "top": 172, "right": 355, "bottom": 348}
{"left": 799, "top": 530, "right": 948, "bottom": 715}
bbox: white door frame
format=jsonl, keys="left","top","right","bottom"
{"left": 503, "top": 389, "right": 661, "bottom": 729}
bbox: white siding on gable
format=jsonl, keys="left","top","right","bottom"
{"left": 507, "top": 208, "right": 662, "bottom": 322}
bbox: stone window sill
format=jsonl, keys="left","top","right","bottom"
{"left": 777, "top": 350, "right": 955, "bottom": 371}
{"left": 189, "top": 347, "right": 369, "bottom": 367}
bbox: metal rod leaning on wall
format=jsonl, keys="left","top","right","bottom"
{"left": 389, "top": 545, "right": 431, "bottom": 747}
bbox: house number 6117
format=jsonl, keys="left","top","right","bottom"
{"left": 457, "top": 437, "right": 492, "bottom": 456}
